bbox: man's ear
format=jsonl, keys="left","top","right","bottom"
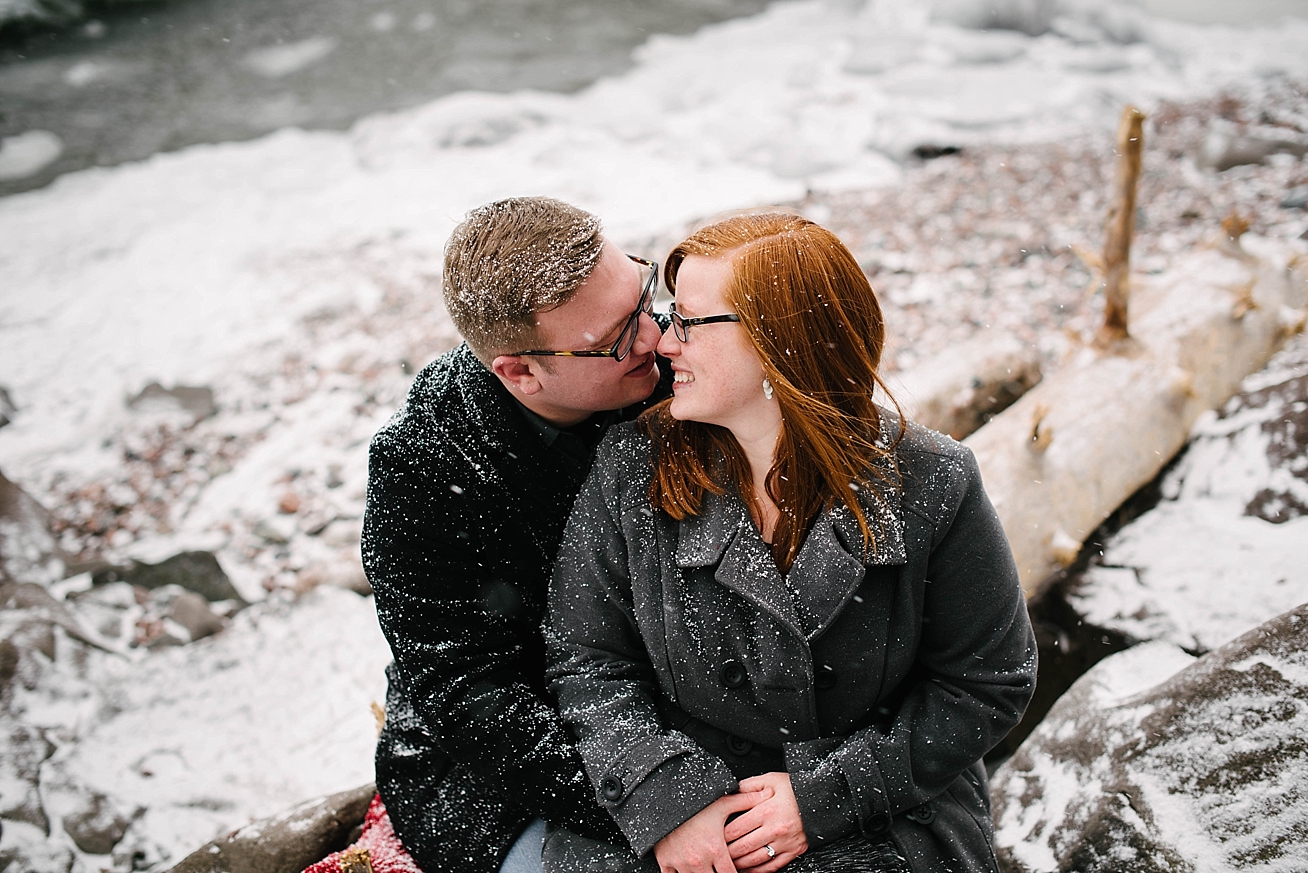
{"left": 491, "top": 355, "right": 543, "bottom": 396}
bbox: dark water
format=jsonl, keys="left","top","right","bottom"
{"left": 0, "top": 0, "right": 771, "bottom": 197}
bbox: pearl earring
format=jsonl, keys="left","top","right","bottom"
{"left": 762, "top": 378, "right": 774, "bottom": 400}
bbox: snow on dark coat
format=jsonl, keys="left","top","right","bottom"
{"left": 362, "top": 343, "right": 668, "bottom": 873}
{"left": 545, "top": 419, "right": 1037, "bottom": 873}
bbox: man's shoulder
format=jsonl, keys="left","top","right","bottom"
{"left": 371, "top": 344, "right": 506, "bottom": 460}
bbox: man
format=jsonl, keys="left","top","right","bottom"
{"left": 362, "top": 197, "right": 670, "bottom": 873}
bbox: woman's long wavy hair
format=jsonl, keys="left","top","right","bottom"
{"left": 642, "top": 212, "right": 902, "bottom": 573}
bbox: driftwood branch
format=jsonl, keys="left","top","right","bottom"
{"left": 1096, "top": 105, "right": 1147, "bottom": 346}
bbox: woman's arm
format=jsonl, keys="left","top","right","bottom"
{"left": 784, "top": 446, "right": 1037, "bottom": 844}
{"left": 545, "top": 433, "right": 740, "bottom": 857}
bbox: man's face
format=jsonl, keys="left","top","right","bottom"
{"left": 503, "top": 239, "right": 662, "bottom": 426}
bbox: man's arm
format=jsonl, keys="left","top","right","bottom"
{"left": 363, "top": 425, "right": 622, "bottom": 842}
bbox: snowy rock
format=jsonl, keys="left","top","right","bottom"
{"left": 252, "top": 518, "right": 294, "bottom": 546}
{"left": 296, "top": 557, "right": 371, "bottom": 597}
{"left": 166, "top": 783, "right": 374, "bottom": 873}
{"left": 61, "top": 790, "right": 133, "bottom": 855}
{"left": 0, "top": 468, "right": 66, "bottom": 587}
{"left": 0, "top": 386, "right": 14, "bottom": 430}
{"left": 91, "top": 551, "right": 245, "bottom": 605}
{"left": 1199, "top": 120, "right": 1308, "bottom": 172}
{"left": 0, "top": 819, "right": 73, "bottom": 873}
{"left": 0, "top": 581, "right": 96, "bottom": 658}
{"left": 993, "top": 604, "right": 1308, "bottom": 872}
{"left": 126, "top": 383, "right": 217, "bottom": 420}
{"left": 0, "top": 131, "right": 63, "bottom": 182}
{"left": 0, "top": 614, "right": 56, "bottom": 695}
{"left": 0, "top": 720, "right": 54, "bottom": 833}
{"left": 160, "top": 588, "right": 225, "bottom": 643}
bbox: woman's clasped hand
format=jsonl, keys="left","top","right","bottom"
{"left": 653, "top": 774, "right": 806, "bottom": 873}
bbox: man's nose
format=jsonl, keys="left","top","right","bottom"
{"left": 632, "top": 310, "right": 663, "bottom": 355}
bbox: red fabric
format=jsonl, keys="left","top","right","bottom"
{"left": 304, "top": 794, "right": 424, "bottom": 873}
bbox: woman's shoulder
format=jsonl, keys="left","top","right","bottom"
{"left": 887, "top": 418, "right": 983, "bottom": 515}
{"left": 591, "top": 420, "right": 657, "bottom": 491}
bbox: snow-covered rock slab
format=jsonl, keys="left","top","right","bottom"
{"left": 1071, "top": 330, "right": 1308, "bottom": 653}
{"left": 993, "top": 603, "right": 1308, "bottom": 872}
{"left": 166, "top": 783, "right": 373, "bottom": 873}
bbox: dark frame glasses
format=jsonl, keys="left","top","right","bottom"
{"left": 510, "top": 255, "right": 658, "bottom": 363}
{"left": 668, "top": 305, "right": 741, "bottom": 342}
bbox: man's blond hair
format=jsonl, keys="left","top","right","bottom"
{"left": 443, "top": 197, "right": 603, "bottom": 363}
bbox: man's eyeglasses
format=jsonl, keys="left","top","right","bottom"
{"left": 511, "top": 255, "right": 658, "bottom": 363}
{"left": 668, "top": 304, "right": 741, "bottom": 342}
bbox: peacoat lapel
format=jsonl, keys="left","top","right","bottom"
{"left": 673, "top": 475, "right": 909, "bottom": 643}
{"left": 673, "top": 489, "right": 804, "bottom": 639}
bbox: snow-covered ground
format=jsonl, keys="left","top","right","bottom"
{"left": 1, "top": 1, "right": 1307, "bottom": 870}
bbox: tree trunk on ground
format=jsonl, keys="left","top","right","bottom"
{"left": 965, "top": 234, "right": 1307, "bottom": 596}
{"left": 889, "top": 332, "right": 1042, "bottom": 440}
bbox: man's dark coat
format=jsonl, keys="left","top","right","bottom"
{"left": 363, "top": 343, "right": 668, "bottom": 872}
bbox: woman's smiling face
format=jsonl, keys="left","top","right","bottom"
{"left": 656, "top": 254, "right": 774, "bottom": 435}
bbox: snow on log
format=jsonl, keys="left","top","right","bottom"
{"left": 965, "top": 233, "right": 1308, "bottom": 596}
{"left": 166, "top": 783, "right": 374, "bottom": 873}
{"left": 888, "top": 332, "right": 1042, "bottom": 440}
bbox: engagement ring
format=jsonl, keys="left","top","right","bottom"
{"left": 764, "top": 845, "right": 776, "bottom": 859}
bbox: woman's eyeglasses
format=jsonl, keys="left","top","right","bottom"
{"left": 511, "top": 255, "right": 658, "bottom": 363}
{"left": 668, "top": 305, "right": 741, "bottom": 342}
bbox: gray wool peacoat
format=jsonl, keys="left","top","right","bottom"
{"left": 545, "top": 417, "right": 1037, "bottom": 873}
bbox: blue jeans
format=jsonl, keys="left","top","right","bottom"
{"left": 499, "top": 818, "right": 546, "bottom": 873}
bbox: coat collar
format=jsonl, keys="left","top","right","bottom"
{"left": 673, "top": 475, "right": 907, "bottom": 641}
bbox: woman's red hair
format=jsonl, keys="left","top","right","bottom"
{"left": 642, "top": 212, "right": 901, "bottom": 573}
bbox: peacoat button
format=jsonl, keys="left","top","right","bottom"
{"left": 814, "top": 664, "right": 838, "bottom": 690}
{"left": 867, "top": 812, "right": 892, "bottom": 835}
{"left": 725, "top": 734, "right": 754, "bottom": 756}
{"left": 600, "top": 775, "right": 624, "bottom": 802}
{"left": 720, "top": 661, "right": 747, "bottom": 690}
{"left": 906, "top": 802, "right": 936, "bottom": 825}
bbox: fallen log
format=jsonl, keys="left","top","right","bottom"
{"left": 966, "top": 231, "right": 1307, "bottom": 596}
{"left": 888, "top": 332, "right": 1042, "bottom": 440}
{"left": 166, "top": 784, "right": 374, "bottom": 873}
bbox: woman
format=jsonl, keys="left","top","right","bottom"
{"left": 544, "top": 214, "right": 1036, "bottom": 873}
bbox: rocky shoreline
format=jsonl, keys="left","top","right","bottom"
{"left": 1, "top": 80, "right": 1306, "bottom": 871}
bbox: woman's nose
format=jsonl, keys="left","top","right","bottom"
{"left": 656, "top": 323, "right": 680, "bottom": 357}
